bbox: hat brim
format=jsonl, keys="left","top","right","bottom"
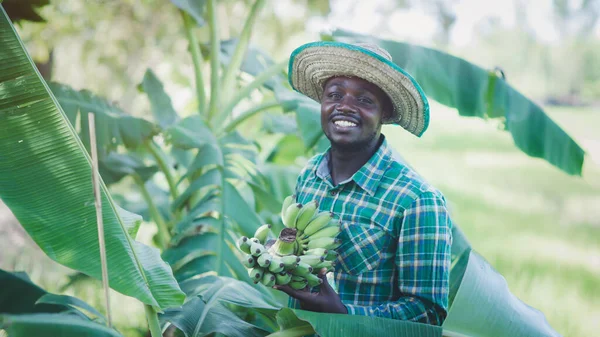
{"left": 288, "top": 41, "right": 429, "bottom": 137}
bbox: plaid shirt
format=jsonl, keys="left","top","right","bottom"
{"left": 291, "top": 136, "right": 452, "bottom": 325}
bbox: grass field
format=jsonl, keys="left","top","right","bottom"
{"left": 384, "top": 102, "right": 600, "bottom": 337}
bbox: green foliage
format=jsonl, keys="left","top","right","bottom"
{"left": 0, "top": 6, "right": 184, "bottom": 310}
{"left": 161, "top": 277, "right": 281, "bottom": 337}
{"left": 49, "top": 82, "right": 160, "bottom": 158}
{"left": 271, "top": 308, "right": 442, "bottom": 337}
{"left": 443, "top": 251, "right": 561, "bottom": 337}
{"left": 1, "top": 0, "right": 581, "bottom": 335}
{"left": 0, "top": 269, "right": 67, "bottom": 315}
{"left": 328, "top": 29, "right": 586, "bottom": 176}
{"left": 0, "top": 314, "right": 123, "bottom": 337}
{"left": 0, "top": 268, "right": 118, "bottom": 336}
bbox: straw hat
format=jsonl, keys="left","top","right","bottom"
{"left": 288, "top": 41, "right": 430, "bottom": 137}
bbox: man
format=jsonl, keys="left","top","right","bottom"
{"left": 273, "top": 41, "right": 453, "bottom": 325}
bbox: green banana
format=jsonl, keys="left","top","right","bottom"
{"left": 291, "top": 262, "right": 312, "bottom": 276}
{"left": 306, "top": 273, "right": 323, "bottom": 288}
{"left": 306, "top": 225, "right": 341, "bottom": 241}
{"left": 280, "top": 195, "right": 295, "bottom": 221}
{"left": 268, "top": 258, "right": 285, "bottom": 273}
{"left": 257, "top": 252, "right": 272, "bottom": 267}
{"left": 314, "top": 260, "right": 334, "bottom": 271}
{"left": 253, "top": 224, "right": 272, "bottom": 244}
{"left": 261, "top": 272, "right": 276, "bottom": 287}
{"left": 281, "top": 255, "right": 301, "bottom": 266}
{"left": 307, "top": 237, "right": 341, "bottom": 250}
{"left": 295, "top": 200, "right": 318, "bottom": 232}
{"left": 249, "top": 237, "right": 260, "bottom": 244}
{"left": 248, "top": 267, "right": 264, "bottom": 281}
{"left": 290, "top": 280, "right": 308, "bottom": 290}
{"left": 299, "top": 255, "right": 325, "bottom": 267}
{"left": 250, "top": 241, "right": 266, "bottom": 257}
{"left": 282, "top": 203, "right": 302, "bottom": 228}
{"left": 304, "top": 248, "right": 328, "bottom": 257}
{"left": 275, "top": 272, "right": 292, "bottom": 285}
{"left": 241, "top": 254, "right": 256, "bottom": 268}
{"left": 291, "top": 275, "right": 305, "bottom": 282}
{"left": 237, "top": 236, "right": 251, "bottom": 254}
{"left": 302, "top": 212, "right": 334, "bottom": 237}
{"left": 325, "top": 250, "right": 339, "bottom": 261}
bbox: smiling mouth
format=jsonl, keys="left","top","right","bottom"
{"left": 333, "top": 120, "right": 357, "bottom": 128}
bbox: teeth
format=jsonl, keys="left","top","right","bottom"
{"left": 334, "top": 120, "right": 356, "bottom": 127}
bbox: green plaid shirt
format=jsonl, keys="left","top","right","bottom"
{"left": 291, "top": 136, "right": 452, "bottom": 325}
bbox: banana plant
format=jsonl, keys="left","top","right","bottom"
{"left": 324, "top": 29, "right": 585, "bottom": 176}
{"left": 39, "top": 0, "right": 293, "bottom": 334}
{"left": 0, "top": 10, "right": 181, "bottom": 336}
{"left": 0, "top": 9, "right": 185, "bottom": 337}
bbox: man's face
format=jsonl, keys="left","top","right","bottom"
{"left": 321, "top": 76, "right": 390, "bottom": 151}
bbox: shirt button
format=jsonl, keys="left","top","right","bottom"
{"left": 330, "top": 190, "right": 337, "bottom": 196}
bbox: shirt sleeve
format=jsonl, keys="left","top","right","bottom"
{"left": 343, "top": 191, "right": 453, "bottom": 325}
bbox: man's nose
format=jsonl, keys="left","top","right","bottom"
{"left": 335, "top": 96, "right": 358, "bottom": 113}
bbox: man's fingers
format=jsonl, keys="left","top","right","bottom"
{"left": 317, "top": 268, "right": 333, "bottom": 293}
{"left": 273, "top": 285, "right": 311, "bottom": 301}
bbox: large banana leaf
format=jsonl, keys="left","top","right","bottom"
{"left": 0, "top": 314, "right": 123, "bottom": 337}
{"left": 270, "top": 308, "right": 442, "bottom": 337}
{"left": 0, "top": 6, "right": 184, "bottom": 309}
{"left": 442, "top": 251, "right": 561, "bottom": 337}
{"left": 327, "top": 29, "right": 585, "bottom": 176}
{"left": 267, "top": 249, "right": 560, "bottom": 337}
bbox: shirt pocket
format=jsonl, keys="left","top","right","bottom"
{"left": 336, "top": 223, "right": 392, "bottom": 275}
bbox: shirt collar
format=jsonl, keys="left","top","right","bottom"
{"left": 313, "top": 136, "right": 393, "bottom": 196}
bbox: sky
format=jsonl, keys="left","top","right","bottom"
{"left": 297, "top": 0, "right": 600, "bottom": 46}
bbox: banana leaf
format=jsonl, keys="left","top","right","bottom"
{"left": 165, "top": 116, "right": 263, "bottom": 238}
{"left": 0, "top": 269, "right": 67, "bottom": 314}
{"left": 36, "top": 293, "right": 105, "bottom": 322}
{"left": 49, "top": 82, "right": 160, "bottom": 159}
{"left": 0, "top": 7, "right": 184, "bottom": 309}
{"left": 327, "top": 29, "right": 585, "bottom": 176}
{"left": 98, "top": 152, "right": 158, "bottom": 185}
{"left": 0, "top": 314, "right": 123, "bottom": 337}
{"left": 269, "top": 308, "right": 442, "bottom": 337}
{"left": 442, "top": 251, "right": 562, "bottom": 337}
{"left": 139, "top": 68, "right": 180, "bottom": 129}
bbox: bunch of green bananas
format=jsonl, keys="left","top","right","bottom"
{"left": 236, "top": 194, "right": 341, "bottom": 289}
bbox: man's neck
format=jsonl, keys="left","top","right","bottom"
{"left": 328, "top": 136, "right": 383, "bottom": 186}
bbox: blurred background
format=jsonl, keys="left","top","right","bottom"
{"left": 1, "top": 0, "right": 598, "bottom": 336}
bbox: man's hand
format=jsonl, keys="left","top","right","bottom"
{"left": 273, "top": 268, "right": 348, "bottom": 314}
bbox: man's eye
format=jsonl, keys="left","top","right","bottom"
{"left": 358, "top": 97, "right": 373, "bottom": 104}
{"left": 328, "top": 92, "right": 342, "bottom": 99}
